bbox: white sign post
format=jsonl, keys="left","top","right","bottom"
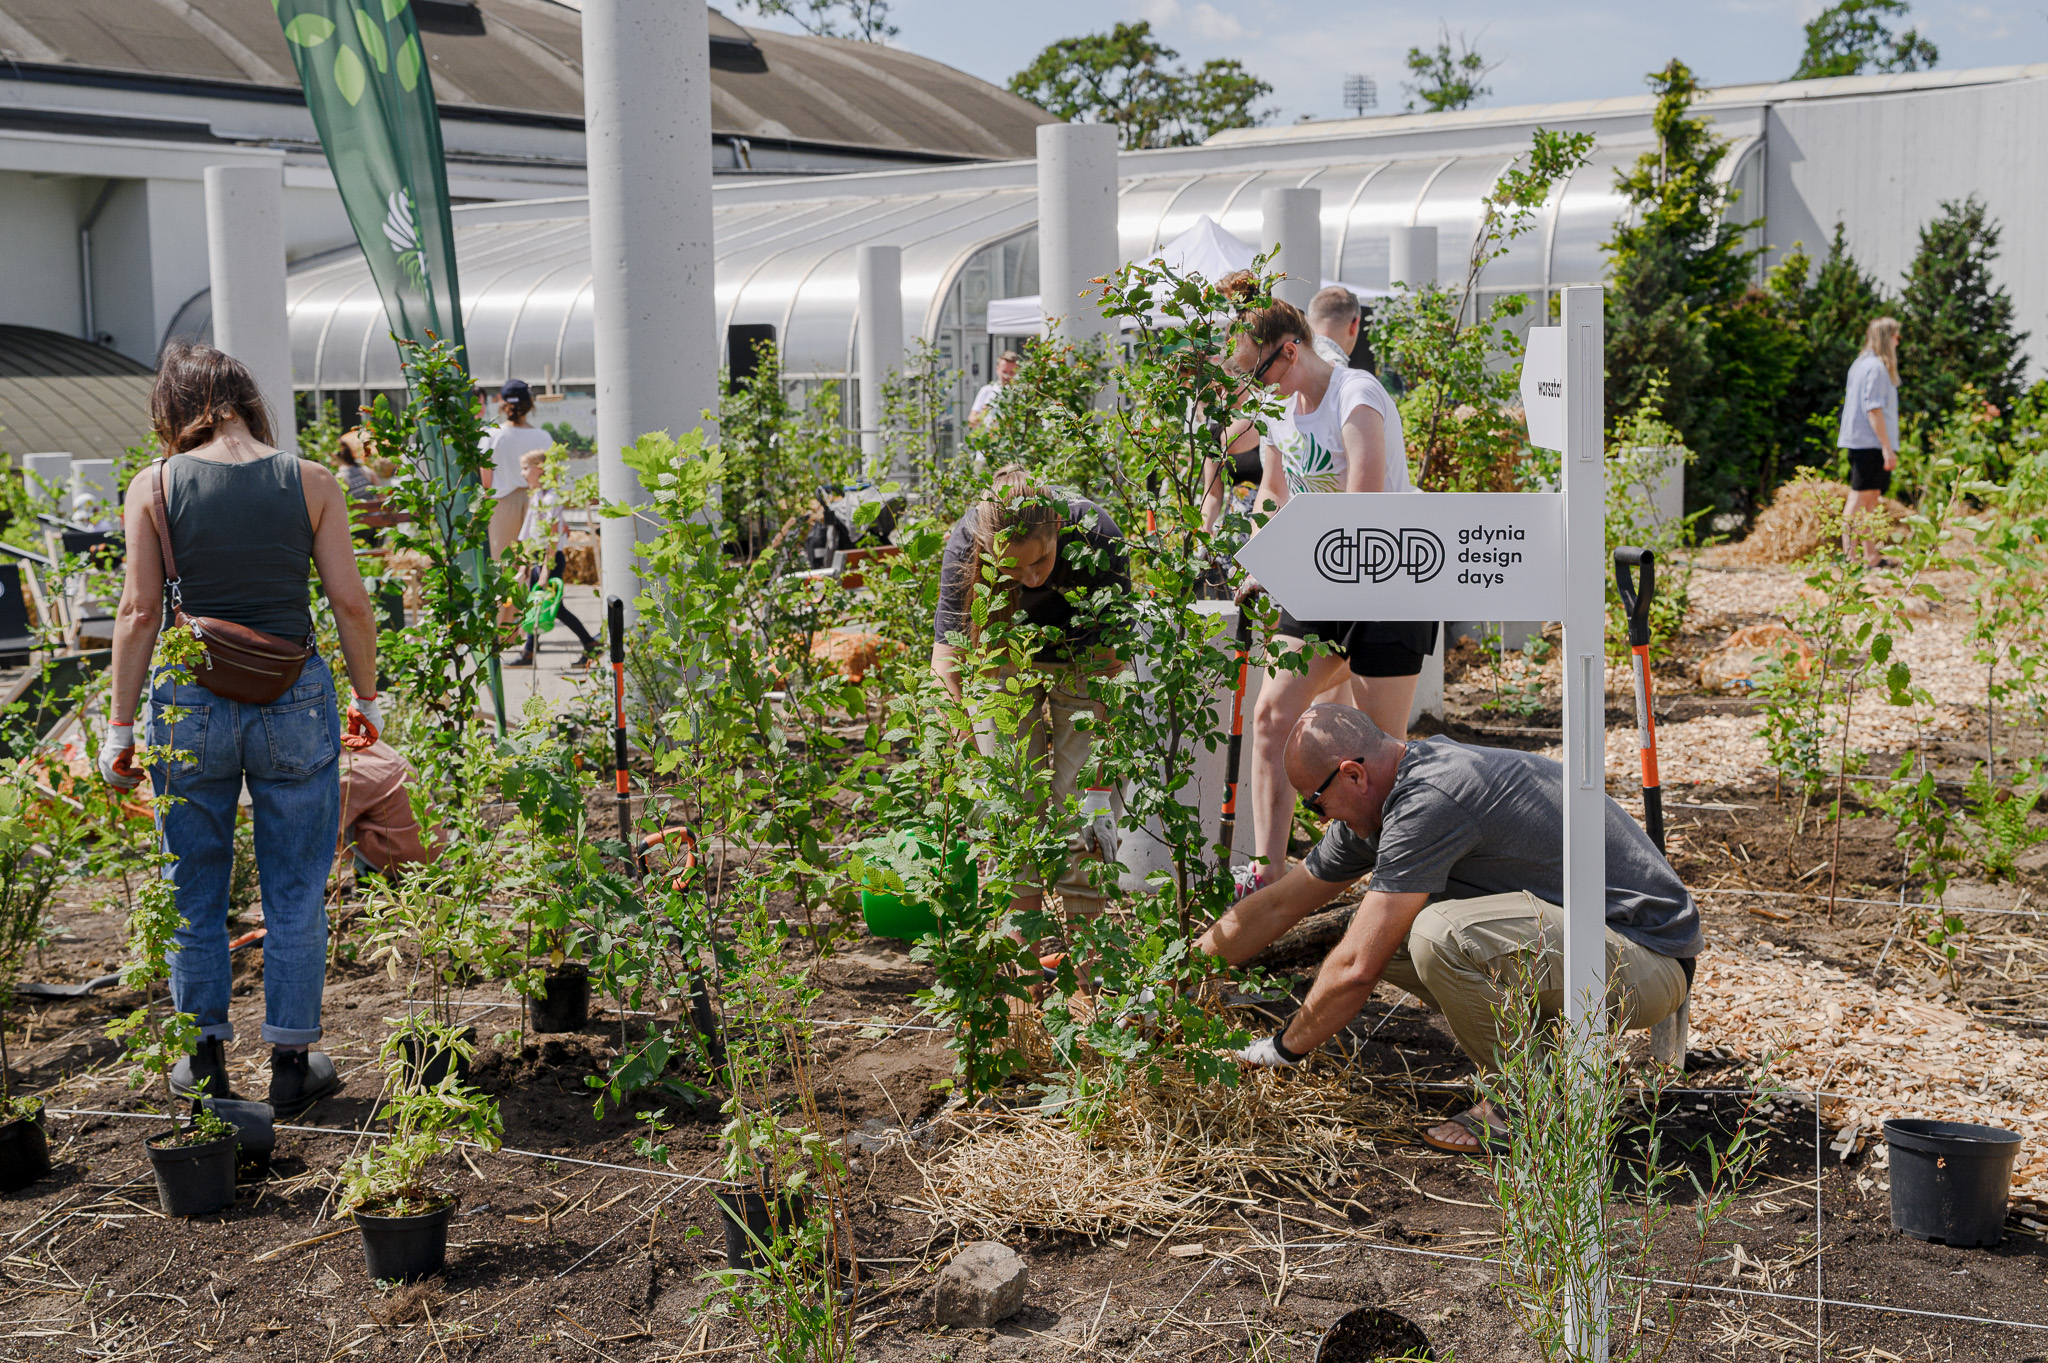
{"left": 1238, "top": 285, "right": 1607, "bottom": 1358}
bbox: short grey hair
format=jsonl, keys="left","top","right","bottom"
{"left": 1307, "top": 285, "right": 1362, "bottom": 329}
{"left": 1286, "top": 703, "right": 1399, "bottom": 786}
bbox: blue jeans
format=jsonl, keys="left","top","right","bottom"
{"left": 147, "top": 654, "right": 342, "bottom": 1045}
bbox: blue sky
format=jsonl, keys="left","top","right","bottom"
{"left": 734, "top": 0, "right": 2048, "bottom": 123}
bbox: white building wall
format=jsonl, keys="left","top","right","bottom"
{"left": 0, "top": 171, "right": 88, "bottom": 336}
{"left": 1764, "top": 74, "right": 2048, "bottom": 377}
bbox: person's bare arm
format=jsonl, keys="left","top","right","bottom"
{"left": 1869, "top": 409, "right": 1896, "bottom": 470}
{"left": 930, "top": 642, "right": 963, "bottom": 702}
{"left": 303, "top": 461, "right": 379, "bottom": 698}
{"left": 1254, "top": 441, "right": 1286, "bottom": 516}
{"left": 1280, "top": 889, "right": 1431, "bottom": 1053}
{"left": 108, "top": 466, "right": 168, "bottom": 726}
{"left": 1341, "top": 403, "right": 1387, "bottom": 494}
{"left": 1198, "top": 862, "right": 1361, "bottom": 965}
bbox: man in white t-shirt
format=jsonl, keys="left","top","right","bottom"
{"left": 968, "top": 350, "right": 1021, "bottom": 429}
{"left": 1307, "top": 285, "right": 1364, "bottom": 370}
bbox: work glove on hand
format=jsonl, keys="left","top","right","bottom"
{"left": 99, "top": 722, "right": 141, "bottom": 790}
{"left": 1233, "top": 575, "right": 1266, "bottom": 607}
{"left": 1238, "top": 1031, "right": 1306, "bottom": 1069}
{"left": 344, "top": 693, "right": 382, "bottom": 751}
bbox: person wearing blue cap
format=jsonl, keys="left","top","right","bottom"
{"left": 486, "top": 379, "right": 552, "bottom": 558}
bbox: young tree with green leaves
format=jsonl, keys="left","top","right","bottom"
{"left": 1009, "top": 22, "right": 1272, "bottom": 150}
{"left": 1898, "top": 195, "right": 2029, "bottom": 418}
{"left": 1402, "top": 23, "right": 1498, "bottom": 112}
{"left": 1792, "top": 0, "right": 1938, "bottom": 80}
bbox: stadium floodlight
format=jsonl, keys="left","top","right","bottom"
{"left": 1343, "top": 74, "right": 1378, "bottom": 116}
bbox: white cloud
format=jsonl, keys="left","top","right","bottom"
{"left": 1136, "top": 0, "right": 1252, "bottom": 43}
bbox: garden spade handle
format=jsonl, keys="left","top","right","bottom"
{"left": 1217, "top": 608, "right": 1253, "bottom": 874}
{"left": 608, "top": 595, "right": 641, "bottom": 874}
{"left": 1613, "top": 548, "right": 1663, "bottom": 853}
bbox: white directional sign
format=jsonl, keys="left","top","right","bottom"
{"left": 1520, "top": 325, "right": 1566, "bottom": 453}
{"left": 1235, "top": 492, "right": 1564, "bottom": 622}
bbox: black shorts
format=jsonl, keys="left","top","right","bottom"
{"left": 1846, "top": 447, "right": 1890, "bottom": 494}
{"left": 1275, "top": 611, "right": 1439, "bottom": 678}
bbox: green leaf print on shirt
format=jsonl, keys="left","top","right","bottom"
{"left": 1285, "top": 433, "right": 1344, "bottom": 495}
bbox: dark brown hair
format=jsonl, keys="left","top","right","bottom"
{"left": 1219, "top": 269, "right": 1313, "bottom": 353}
{"left": 150, "top": 340, "right": 275, "bottom": 453}
{"left": 964, "top": 465, "right": 1065, "bottom": 640}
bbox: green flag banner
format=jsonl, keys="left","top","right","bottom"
{"left": 274, "top": 0, "right": 465, "bottom": 364}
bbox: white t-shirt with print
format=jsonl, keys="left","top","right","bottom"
{"left": 1266, "top": 365, "right": 1412, "bottom": 496}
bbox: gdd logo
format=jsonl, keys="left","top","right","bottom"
{"left": 1312, "top": 528, "right": 1445, "bottom": 585}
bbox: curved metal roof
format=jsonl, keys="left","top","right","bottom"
{"left": 0, "top": 0, "right": 1054, "bottom": 160}
{"left": 248, "top": 137, "right": 1642, "bottom": 393}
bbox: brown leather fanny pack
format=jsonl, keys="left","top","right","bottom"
{"left": 152, "top": 458, "right": 313, "bottom": 705}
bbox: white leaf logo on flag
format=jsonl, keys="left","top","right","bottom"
{"left": 382, "top": 189, "right": 429, "bottom": 290}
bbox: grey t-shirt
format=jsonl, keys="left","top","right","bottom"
{"left": 1837, "top": 352, "right": 1898, "bottom": 450}
{"left": 1302, "top": 736, "right": 1702, "bottom": 959}
{"left": 933, "top": 497, "right": 1128, "bottom": 656}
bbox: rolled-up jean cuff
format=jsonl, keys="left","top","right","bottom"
{"left": 261, "top": 1023, "right": 323, "bottom": 1046}
{"left": 198, "top": 1021, "right": 236, "bottom": 1043}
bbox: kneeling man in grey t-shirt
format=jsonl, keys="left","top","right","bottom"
{"left": 1197, "top": 703, "right": 1700, "bottom": 1155}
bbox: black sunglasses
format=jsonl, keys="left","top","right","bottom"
{"left": 1247, "top": 338, "right": 1292, "bottom": 384}
{"left": 1302, "top": 756, "right": 1364, "bottom": 816}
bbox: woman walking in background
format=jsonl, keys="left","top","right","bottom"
{"left": 1839, "top": 317, "right": 1901, "bottom": 566}
{"left": 486, "top": 379, "right": 551, "bottom": 557}
{"left": 99, "top": 341, "right": 381, "bottom": 1117}
{"left": 508, "top": 447, "right": 600, "bottom": 668}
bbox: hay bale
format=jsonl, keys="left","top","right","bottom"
{"left": 1698, "top": 622, "right": 1814, "bottom": 691}
{"left": 561, "top": 540, "right": 598, "bottom": 585}
{"left": 1723, "top": 477, "right": 1907, "bottom": 566}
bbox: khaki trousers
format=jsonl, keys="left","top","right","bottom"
{"left": 1377, "top": 891, "right": 1688, "bottom": 1072}
{"left": 973, "top": 673, "right": 1110, "bottom": 915}
{"left": 488, "top": 487, "right": 530, "bottom": 558}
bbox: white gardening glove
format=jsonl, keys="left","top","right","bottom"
{"left": 1238, "top": 1032, "right": 1304, "bottom": 1069}
{"left": 99, "top": 722, "right": 141, "bottom": 789}
{"left": 345, "top": 693, "right": 382, "bottom": 750}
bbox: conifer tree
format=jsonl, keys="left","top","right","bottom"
{"left": 1897, "top": 196, "right": 2028, "bottom": 417}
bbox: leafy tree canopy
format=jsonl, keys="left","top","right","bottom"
{"left": 1009, "top": 22, "right": 1272, "bottom": 150}
{"left": 730, "top": 0, "right": 895, "bottom": 42}
{"left": 1402, "top": 24, "right": 1497, "bottom": 112}
{"left": 1793, "top": 0, "right": 1938, "bottom": 80}
{"left": 1898, "top": 195, "right": 2029, "bottom": 416}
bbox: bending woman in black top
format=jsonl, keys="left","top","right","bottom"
{"left": 932, "top": 466, "right": 1130, "bottom": 924}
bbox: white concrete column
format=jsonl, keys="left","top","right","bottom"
{"left": 1262, "top": 188, "right": 1321, "bottom": 312}
{"left": 583, "top": 0, "right": 716, "bottom": 616}
{"left": 203, "top": 165, "right": 296, "bottom": 453}
{"left": 1389, "top": 225, "right": 1439, "bottom": 288}
{"left": 1035, "top": 124, "right": 1118, "bottom": 344}
{"left": 22, "top": 454, "right": 72, "bottom": 518}
{"left": 855, "top": 244, "right": 901, "bottom": 469}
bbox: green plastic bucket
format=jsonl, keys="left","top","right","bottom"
{"left": 859, "top": 837, "right": 975, "bottom": 942}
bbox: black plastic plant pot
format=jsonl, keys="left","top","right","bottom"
{"left": 356, "top": 1199, "right": 456, "bottom": 1281}
{"left": 529, "top": 965, "right": 590, "bottom": 1034}
{"left": 395, "top": 1027, "right": 478, "bottom": 1090}
{"left": 1315, "top": 1307, "right": 1436, "bottom": 1362}
{"left": 714, "top": 1181, "right": 807, "bottom": 1270}
{"left": 146, "top": 1128, "right": 238, "bottom": 1217}
{"left": 1884, "top": 1117, "right": 2021, "bottom": 1247}
{"left": 0, "top": 1114, "right": 50, "bottom": 1193}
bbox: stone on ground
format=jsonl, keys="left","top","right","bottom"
{"left": 935, "top": 1241, "right": 1028, "bottom": 1328}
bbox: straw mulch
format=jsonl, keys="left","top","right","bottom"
{"left": 908, "top": 1065, "right": 1410, "bottom": 1239}
{"left": 1717, "top": 477, "right": 1909, "bottom": 567}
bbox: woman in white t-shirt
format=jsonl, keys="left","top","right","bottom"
{"left": 1226, "top": 284, "right": 1433, "bottom": 891}
{"left": 1838, "top": 317, "right": 1902, "bottom": 566}
{"left": 485, "top": 379, "right": 551, "bottom": 557}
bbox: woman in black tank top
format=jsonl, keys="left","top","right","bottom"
{"left": 99, "top": 342, "right": 383, "bottom": 1117}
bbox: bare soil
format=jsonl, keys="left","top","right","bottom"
{"left": 6, "top": 597, "right": 2048, "bottom": 1360}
